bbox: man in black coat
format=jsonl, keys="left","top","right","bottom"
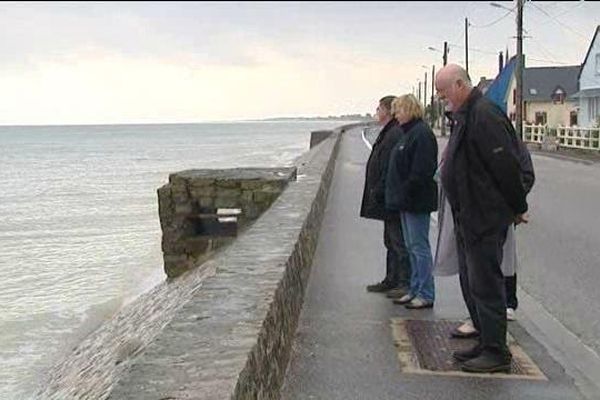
{"left": 436, "top": 64, "right": 529, "bottom": 373}
{"left": 360, "top": 96, "right": 411, "bottom": 296}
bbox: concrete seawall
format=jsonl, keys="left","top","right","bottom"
{"left": 39, "top": 123, "right": 362, "bottom": 399}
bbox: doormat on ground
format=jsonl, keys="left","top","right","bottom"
{"left": 390, "top": 318, "right": 547, "bottom": 380}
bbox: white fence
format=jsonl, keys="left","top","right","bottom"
{"left": 523, "top": 124, "right": 600, "bottom": 151}
{"left": 523, "top": 124, "right": 546, "bottom": 144}
{"left": 556, "top": 126, "right": 600, "bottom": 151}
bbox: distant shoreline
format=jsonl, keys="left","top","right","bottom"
{"left": 254, "top": 116, "right": 373, "bottom": 122}
{"left": 0, "top": 118, "right": 373, "bottom": 128}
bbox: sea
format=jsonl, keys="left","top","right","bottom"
{"left": 0, "top": 120, "right": 353, "bottom": 399}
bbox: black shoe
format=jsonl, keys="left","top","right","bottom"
{"left": 461, "top": 349, "right": 512, "bottom": 373}
{"left": 366, "top": 280, "right": 395, "bottom": 293}
{"left": 453, "top": 344, "right": 483, "bottom": 362}
{"left": 450, "top": 329, "right": 480, "bottom": 339}
{"left": 386, "top": 287, "right": 410, "bottom": 299}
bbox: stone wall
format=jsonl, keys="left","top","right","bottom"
{"left": 309, "top": 129, "right": 333, "bottom": 148}
{"left": 309, "top": 122, "right": 371, "bottom": 149}
{"left": 108, "top": 130, "right": 342, "bottom": 400}
{"left": 158, "top": 168, "right": 297, "bottom": 278}
{"left": 38, "top": 124, "right": 354, "bottom": 400}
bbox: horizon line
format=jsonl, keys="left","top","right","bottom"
{"left": 0, "top": 116, "right": 371, "bottom": 128}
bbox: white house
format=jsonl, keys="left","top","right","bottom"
{"left": 573, "top": 25, "right": 600, "bottom": 128}
{"left": 505, "top": 64, "right": 580, "bottom": 128}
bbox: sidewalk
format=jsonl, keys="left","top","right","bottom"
{"left": 280, "top": 127, "right": 586, "bottom": 400}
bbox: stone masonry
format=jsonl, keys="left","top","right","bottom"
{"left": 38, "top": 124, "right": 352, "bottom": 400}
{"left": 158, "top": 168, "right": 297, "bottom": 278}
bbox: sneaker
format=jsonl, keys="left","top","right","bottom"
{"left": 506, "top": 308, "right": 516, "bottom": 321}
{"left": 461, "top": 349, "right": 512, "bottom": 373}
{"left": 366, "top": 280, "right": 395, "bottom": 293}
{"left": 405, "top": 297, "right": 434, "bottom": 309}
{"left": 450, "top": 320, "right": 479, "bottom": 339}
{"left": 392, "top": 293, "right": 415, "bottom": 305}
{"left": 453, "top": 343, "right": 483, "bottom": 362}
{"left": 386, "top": 287, "right": 409, "bottom": 299}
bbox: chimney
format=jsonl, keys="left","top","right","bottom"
{"left": 499, "top": 51, "right": 504, "bottom": 74}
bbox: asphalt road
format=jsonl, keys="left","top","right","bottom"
{"left": 517, "top": 151, "right": 600, "bottom": 356}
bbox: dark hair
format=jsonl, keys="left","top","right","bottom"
{"left": 379, "top": 95, "right": 396, "bottom": 112}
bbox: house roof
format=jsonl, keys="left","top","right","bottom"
{"left": 485, "top": 56, "right": 517, "bottom": 113}
{"left": 578, "top": 25, "right": 600, "bottom": 82}
{"left": 523, "top": 65, "right": 580, "bottom": 101}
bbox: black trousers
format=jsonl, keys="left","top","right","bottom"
{"left": 455, "top": 219, "right": 509, "bottom": 353}
{"left": 383, "top": 219, "right": 411, "bottom": 289}
{"left": 505, "top": 274, "right": 518, "bottom": 310}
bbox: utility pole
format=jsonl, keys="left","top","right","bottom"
{"left": 418, "top": 81, "right": 422, "bottom": 103}
{"left": 441, "top": 41, "right": 448, "bottom": 136}
{"left": 431, "top": 65, "right": 436, "bottom": 126}
{"left": 424, "top": 72, "right": 428, "bottom": 109}
{"left": 443, "top": 41, "right": 448, "bottom": 66}
{"left": 516, "top": 0, "right": 524, "bottom": 139}
{"left": 465, "top": 18, "right": 469, "bottom": 77}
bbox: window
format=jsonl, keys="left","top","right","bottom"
{"left": 552, "top": 88, "right": 565, "bottom": 104}
{"left": 513, "top": 89, "right": 517, "bottom": 105}
{"left": 535, "top": 111, "right": 547, "bottom": 125}
{"left": 570, "top": 111, "right": 578, "bottom": 126}
{"left": 552, "top": 89, "right": 565, "bottom": 104}
{"left": 529, "top": 88, "right": 538, "bottom": 95}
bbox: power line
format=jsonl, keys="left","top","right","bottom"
{"left": 469, "top": 7, "right": 515, "bottom": 29}
{"left": 527, "top": 1, "right": 589, "bottom": 42}
{"left": 527, "top": 35, "right": 564, "bottom": 66}
{"left": 448, "top": 42, "right": 573, "bottom": 65}
{"left": 552, "top": 0, "right": 585, "bottom": 19}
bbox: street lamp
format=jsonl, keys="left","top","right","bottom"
{"left": 428, "top": 44, "right": 448, "bottom": 66}
{"left": 490, "top": 2, "right": 512, "bottom": 11}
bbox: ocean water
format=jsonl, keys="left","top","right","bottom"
{"left": 0, "top": 121, "right": 351, "bottom": 399}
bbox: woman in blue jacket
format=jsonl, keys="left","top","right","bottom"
{"left": 385, "top": 94, "right": 438, "bottom": 309}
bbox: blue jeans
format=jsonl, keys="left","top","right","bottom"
{"left": 400, "top": 212, "right": 435, "bottom": 302}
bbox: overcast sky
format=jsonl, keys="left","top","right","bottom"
{"left": 1, "top": 1, "right": 598, "bottom": 125}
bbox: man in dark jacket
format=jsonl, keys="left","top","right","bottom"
{"left": 360, "top": 96, "right": 411, "bottom": 295}
{"left": 436, "top": 64, "right": 529, "bottom": 373}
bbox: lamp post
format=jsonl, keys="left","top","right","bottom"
{"left": 421, "top": 65, "right": 428, "bottom": 109}
{"left": 428, "top": 46, "right": 447, "bottom": 135}
{"left": 428, "top": 44, "right": 448, "bottom": 66}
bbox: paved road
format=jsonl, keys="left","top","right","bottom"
{"left": 517, "top": 152, "right": 600, "bottom": 355}
{"left": 280, "top": 127, "right": 585, "bottom": 400}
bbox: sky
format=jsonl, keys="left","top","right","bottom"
{"left": 0, "top": 1, "right": 598, "bottom": 125}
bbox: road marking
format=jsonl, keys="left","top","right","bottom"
{"left": 361, "top": 128, "right": 373, "bottom": 150}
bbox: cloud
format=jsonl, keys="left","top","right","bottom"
{"left": 1, "top": 1, "right": 599, "bottom": 124}
{"left": 0, "top": 40, "right": 417, "bottom": 124}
